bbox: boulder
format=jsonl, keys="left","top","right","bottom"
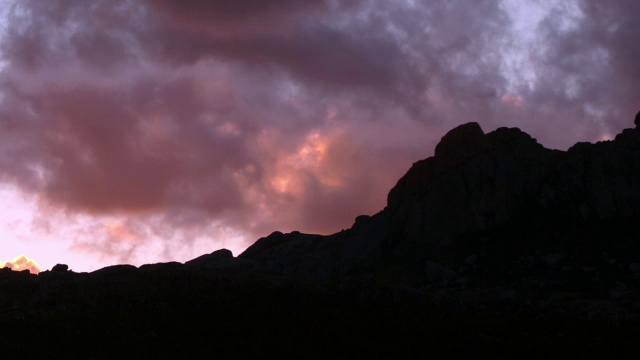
{"left": 51, "top": 264, "right": 69, "bottom": 273}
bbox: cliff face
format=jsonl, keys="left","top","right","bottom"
{"left": 385, "top": 122, "right": 640, "bottom": 256}
{"left": 385, "top": 123, "right": 559, "bottom": 254}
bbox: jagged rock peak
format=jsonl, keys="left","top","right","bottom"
{"left": 433, "top": 122, "right": 542, "bottom": 166}
{"left": 51, "top": 264, "right": 69, "bottom": 273}
{"left": 434, "top": 122, "right": 488, "bottom": 167}
{"left": 385, "top": 116, "right": 640, "bottom": 256}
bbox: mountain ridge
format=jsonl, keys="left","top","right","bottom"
{"left": 2, "top": 115, "right": 640, "bottom": 356}
{"left": 234, "top": 118, "right": 640, "bottom": 281}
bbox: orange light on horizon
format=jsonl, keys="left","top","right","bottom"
{"left": 0, "top": 255, "right": 40, "bottom": 274}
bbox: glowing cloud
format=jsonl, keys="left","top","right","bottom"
{"left": 0, "top": 255, "right": 40, "bottom": 274}
{"left": 501, "top": 94, "right": 523, "bottom": 107}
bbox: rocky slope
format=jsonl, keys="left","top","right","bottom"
{"left": 2, "top": 115, "right": 640, "bottom": 357}
{"left": 239, "top": 118, "right": 640, "bottom": 281}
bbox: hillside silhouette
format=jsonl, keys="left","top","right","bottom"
{"left": 2, "top": 117, "right": 640, "bottom": 357}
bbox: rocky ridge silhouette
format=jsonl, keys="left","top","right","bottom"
{"left": 238, "top": 119, "right": 640, "bottom": 280}
{"left": 2, "top": 117, "right": 640, "bottom": 357}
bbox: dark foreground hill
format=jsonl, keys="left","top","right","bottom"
{"left": 2, "top": 116, "right": 640, "bottom": 357}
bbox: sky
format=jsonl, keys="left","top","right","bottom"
{"left": 0, "top": 0, "right": 639, "bottom": 273}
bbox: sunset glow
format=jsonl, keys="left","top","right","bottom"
{"left": 1, "top": 255, "right": 40, "bottom": 274}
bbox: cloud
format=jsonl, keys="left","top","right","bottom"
{"left": 145, "top": 0, "right": 332, "bottom": 34}
{"left": 1, "top": 255, "right": 40, "bottom": 274}
{"left": 0, "top": 0, "right": 639, "bottom": 268}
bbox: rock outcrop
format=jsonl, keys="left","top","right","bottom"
{"left": 51, "top": 264, "right": 70, "bottom": 273}
{"left": 238, "top": 211, "right": 389, "bottom": 279}
{"left": 386, "top": 123, "right": 558, "bottom": 255}
{"left": 185, "top": 248, "right": 234, "bottom": 268}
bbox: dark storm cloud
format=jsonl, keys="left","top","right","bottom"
{"left": 0, "top": 0, "right": 639, "bottom": 265}
{"left": 143, "top": 0, "right": 412, "bottom": 97}
{"left": 146, "top": 0, "right": 330, "bottom": 25}
{"left": 1, "top": 0, "right": 143, "bottom": 71}
{"left": 1, "top": 72, "right": 253, "bottom": 214}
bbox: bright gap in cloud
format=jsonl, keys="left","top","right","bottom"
{"left": 0, "top": 185, "right": 75, "bottom": 272}
{"left": 0, "top": 184, "right": 248, "bottom": 272}
{"left": 499, "top": 0, "right": 585, "bottom": 94}
{"left": 0, "top": 0, "right": 12, "bottom": 71}
{"left": 499, "top": 0, "right": 549, "bottom": 93}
